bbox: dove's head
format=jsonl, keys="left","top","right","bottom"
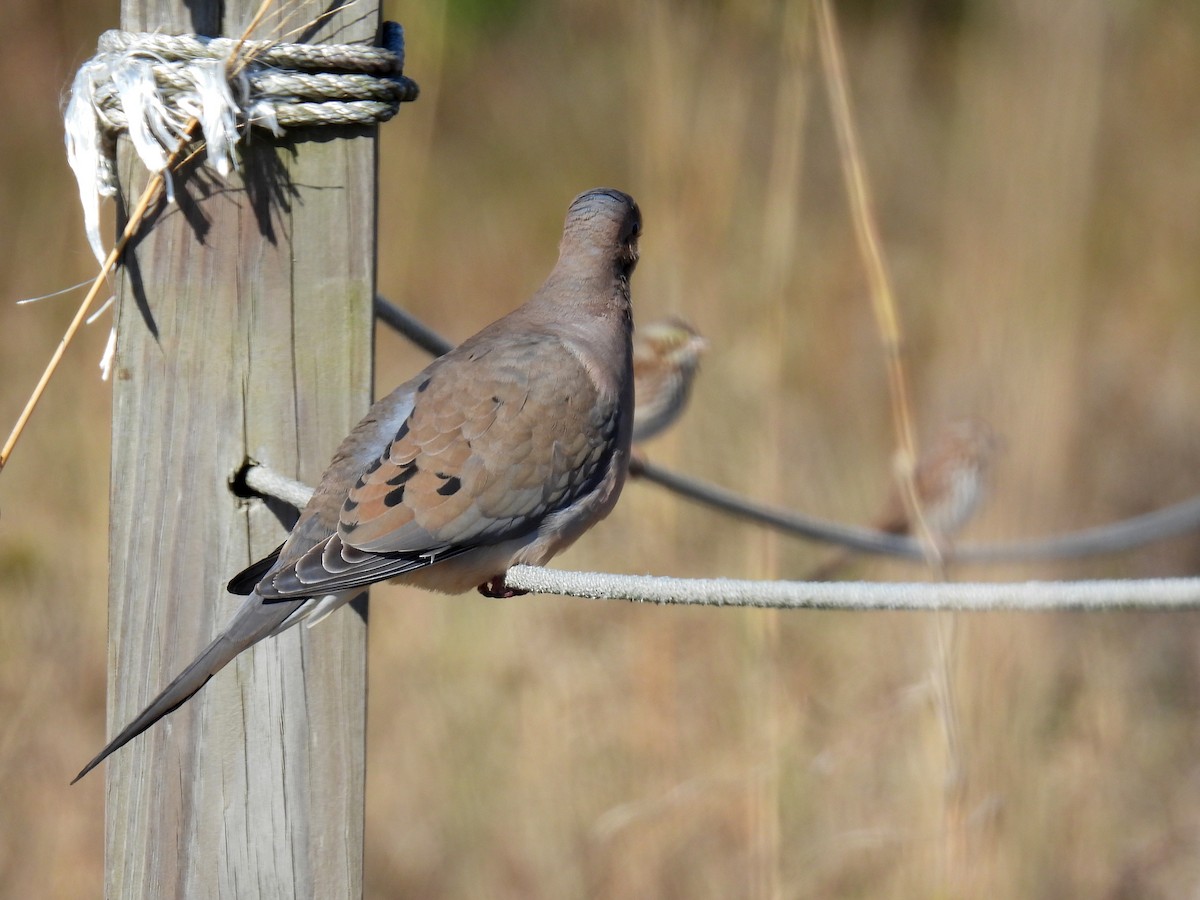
{"left": 562, "top": 188, "right": 642, "bottom": 279}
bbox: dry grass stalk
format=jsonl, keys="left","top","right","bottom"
{"left": 0, "top": 0, "right": 294, "bottom": 474}
{"left": 813, "top": 0, "right": 940, "bottom": 571}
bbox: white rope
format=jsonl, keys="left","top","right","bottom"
{"left": 503, "top": 567, "right": 1200, "bottom": 611}
{"left": 236, "top": 463, "right": 1200, "bottom": 611}
{"left": 242, "top": 462, "right": 318, "bottom": 511}
{"left": 64, "top": 23, "right": 417, "bottom": 265}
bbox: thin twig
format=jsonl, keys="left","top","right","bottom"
{"left": 228, "top": 0, "right": 286, "bottom": 75}
{"left": 278, "top": 0, "right": 362, "bottom": 44}
{"left": 1, "top": 3, "right": 288, "bottom": 474}
{"left": 0, "top": 162, "right": 179, "bottom": 471}
{"left": 813, "top": 0, "right": 938, "bottom": 568}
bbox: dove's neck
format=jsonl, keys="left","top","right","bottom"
{"left": 520, "top": 258, "right": 634, "bottom": 397}
{"left": 544, "top": 245, "right": 633, "bottom": 311}
{"left": 539, "top": 259, "right": 630, "bottom": 332}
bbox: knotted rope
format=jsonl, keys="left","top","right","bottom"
{"left": 65, "top": 22, "right": 418, "bottom": 263}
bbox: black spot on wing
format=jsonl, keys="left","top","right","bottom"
{"left": 384, "top": 485, "right": 406, "bottom": 507}
{"left": 436, "top": 475, "right": 462, "bottom": 497}
{"left": 394, "top": 418, "right": 410, "bottom": 443}
{"left": 386, "top": 462, "right": 418, "bottom": 486}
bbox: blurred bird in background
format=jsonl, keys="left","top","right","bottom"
{"left": 631, "top": 317, "right": 707, "bottom": 444}
{"left": 808, "top": 416, "right": 1001, "bottom": 579}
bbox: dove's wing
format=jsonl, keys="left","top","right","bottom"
{"left": 255, "top": 331, "right": 622, "bottom": 599}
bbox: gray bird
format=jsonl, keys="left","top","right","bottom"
{"left": 74, "top": 187, "right": 642, "bottom": 783}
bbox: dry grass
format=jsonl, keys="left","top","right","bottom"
{"left": 3, "top": 0, "right": 1200, "bottom": 897}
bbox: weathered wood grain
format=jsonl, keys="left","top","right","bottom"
{"left": 105, "top": 2, "right": 376, "bottom": 896}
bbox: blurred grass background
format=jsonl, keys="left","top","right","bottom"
{"left": 2, "top": 0, "right": 1200, "bottom": 896}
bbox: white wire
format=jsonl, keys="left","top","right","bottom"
{"left": 239, "top": 463, "right": 1200, "bottom": 611}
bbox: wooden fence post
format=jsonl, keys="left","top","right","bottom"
{"left": 104, "top": 1, "right": 376, "bottom": 895}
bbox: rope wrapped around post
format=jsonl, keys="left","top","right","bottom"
{"left": 90, "top": 27, "right": 419, "bottom": 134}
{"left": 65, "top": 22, "right": 418, "bottom": 262}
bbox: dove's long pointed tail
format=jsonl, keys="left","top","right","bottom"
{"left": 72, "top": 593, "right": 305, "bottom": 784}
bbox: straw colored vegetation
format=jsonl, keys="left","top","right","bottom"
{"left": 2, "top": 0, "right": 1200, "bottom": 896}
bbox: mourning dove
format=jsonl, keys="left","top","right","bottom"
{"left": 631, "top": 318, "right": 707, "bottom": 443}
{"left": 808, "top": 417, "right": 1000, "bottom": 580}
{"left": 74, "top": 187, "right": 642, "bottom": 782}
